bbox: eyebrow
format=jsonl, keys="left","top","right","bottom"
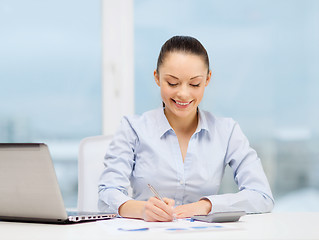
{"left": 190, "top": 75, "right": 204, "bottom": 80}
{"left": 164, "top": 74, "right": 179, "bottom": 80}
{"left": 164, "top": 74, "right": 204, "bottom": 80}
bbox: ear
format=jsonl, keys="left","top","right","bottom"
{"left": 205, "top": 70, "right": 212, "bottom": 87}
{"left": 154, "top": 70, "right": 160, "bottom": 87}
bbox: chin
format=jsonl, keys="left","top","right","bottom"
{"left": 172, "top": 107, "right": 196, "bottom": 118}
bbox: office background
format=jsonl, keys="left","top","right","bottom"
{"left": 0, "top": 0, "right": 318, "bottom": 210}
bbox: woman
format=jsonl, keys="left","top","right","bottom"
{"left": 98, "top": 36, "right": 274, "bottom": 222}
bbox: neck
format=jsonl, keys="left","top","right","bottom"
{"left": 164, "top": 108, "right": 198, "bottom": 135}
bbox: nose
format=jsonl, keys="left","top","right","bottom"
{"left": 176, "top": 84, "right": 190, "bottom": 100}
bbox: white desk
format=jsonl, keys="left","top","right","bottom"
{"left": 1, "top": 212, "right": 318, "bottom": 240}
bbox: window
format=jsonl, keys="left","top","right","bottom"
{"left": 0, "top": 0, "right": 102, "bottom": 208}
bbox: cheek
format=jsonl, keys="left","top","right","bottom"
{"left": 160, "top": 86, "right": 174, "bottom": 99}
{"left": 194, "top": 88, "right": 206, "bottom": 99}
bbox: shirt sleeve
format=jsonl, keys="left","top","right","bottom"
{"left": 98, "top": 116, "right": 137, "bottom": 214}
{"left": 202, "top": 121, "right": 275, "bottom": 214}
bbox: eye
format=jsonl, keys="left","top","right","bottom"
{"left": 190, "top": 83, "right": 200, "bottom": 87}
{"left": 167, "top": 82, "right": 178, "bottom": 87}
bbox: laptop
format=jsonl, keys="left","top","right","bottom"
{"left": 0, "top": 143, "right": 116, "bottom": 224}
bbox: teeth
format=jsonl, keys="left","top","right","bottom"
{"left": 176, "top": 101, "right": 190, "bottom": 106}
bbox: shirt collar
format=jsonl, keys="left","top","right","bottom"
{"left": 195, "top": 108, "right": 210, "bottom": 135}
{"left": 156, "top": 107, "right": 211, "bottom": 139}
{"left": 156, "top": 107, "right": 173, "bottom": 138}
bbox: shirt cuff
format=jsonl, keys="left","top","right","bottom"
{"left": 99, "top": 188, "right": 133, "bottom": 215}
{"left": 200, "top": 196, "right": 214, "bottom": 214}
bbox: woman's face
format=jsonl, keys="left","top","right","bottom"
{"left": 154, "top": 51, "right": 211, "bottom": 121}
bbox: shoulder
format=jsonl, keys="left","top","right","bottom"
{"left": 200, "top": 109, "right": 237, "bottom": 133}
{"left": 200, "top": 109, "right": 246, "bottom": 147}
{"left": 123, "top": 108, "right": 160, "bottom": 126}
{"left": 120, "top": 108, "right": 162, "bottom": 136}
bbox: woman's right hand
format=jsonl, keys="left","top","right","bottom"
{"left": 142, "top": 197, "right": 175, "bottom": 222}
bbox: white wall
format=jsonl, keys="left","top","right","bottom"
{"left": 102, "top": 0, "right": 134, "bottom": 135}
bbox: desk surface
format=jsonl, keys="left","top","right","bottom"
{"left": 1, "top": 212, "right": 319, "bottom": 240}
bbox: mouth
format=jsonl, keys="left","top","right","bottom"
{"left": 172, "top": 99, "right": 193, "bottom": 108}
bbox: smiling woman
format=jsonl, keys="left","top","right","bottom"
{"left": 98, "top": 36, "right": 274, "bottom": 222}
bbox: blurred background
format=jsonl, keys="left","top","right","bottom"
{"left": 1, "top": 0, "right": 318, "bottom": 211}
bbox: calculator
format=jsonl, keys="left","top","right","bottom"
{"left": 191, "top": 211, "right": 246, "bottom": 223}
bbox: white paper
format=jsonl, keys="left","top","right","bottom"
{"left": 97, "top": 217, "right": 240, "bottom": 235}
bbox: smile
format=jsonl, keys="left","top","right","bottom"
{"left": 172, "top": 99, "right": 193, "bottom": 107}
{"left": 176, "top": 101, "right": 189, "bottom": 106}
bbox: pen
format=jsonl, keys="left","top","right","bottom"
{"left": 147, "top": 183, "right": 177, "bottom": 221}
{"left": 147, "top": 184, "right": 164, "bottom": 202}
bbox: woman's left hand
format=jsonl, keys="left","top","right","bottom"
{"left": 174, "top": 199, "right": 212, "bottom": 219}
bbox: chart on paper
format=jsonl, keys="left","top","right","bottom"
{"left": 97, "top": 217, "right": 243, "bottom": 234}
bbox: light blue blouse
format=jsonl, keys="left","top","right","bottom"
{"left": 98, "top": 107, "right": 274, "bottom": 214}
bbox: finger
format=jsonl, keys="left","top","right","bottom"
{"left": 163, "top": 197, "right": 175, "bottom": 207}
{"left": 143, "top": 201, "right": 163, "bottom": 222}
{"left": 150, "top": 197, "right": 174, "bottom": 216}
{"left": 146, "top": 198, "right": 174, "bottom": 221}
{"left": 174, "top": 208, "right": 190, "bottom": 218}
{"left": 163, "top": 198, "right": 176, "bottom": 220}
{"left": 152, "top": 203, "right": 174, "bottom": 221}
{"left": 145, "top": 208, "right": 172, "bottom": 222}
{"left": 175, "top": 211, "right": 190, "bottom": 219}
{"left": 144, "top": 205, "right": 173, "bottom": 222}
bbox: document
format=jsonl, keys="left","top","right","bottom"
{"left": 97, "top": 217, "right": 241, "bottom": 235}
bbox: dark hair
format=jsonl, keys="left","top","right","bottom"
{"left": 156, "top": 36, "right": 210, "bottom": 73}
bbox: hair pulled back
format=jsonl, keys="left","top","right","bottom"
{"left": 156, "top": 36, "right": 210, "bottom": 73}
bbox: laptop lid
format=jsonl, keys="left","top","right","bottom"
{"left": 0, "top": 143, "right": 115, "bottom": 223}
